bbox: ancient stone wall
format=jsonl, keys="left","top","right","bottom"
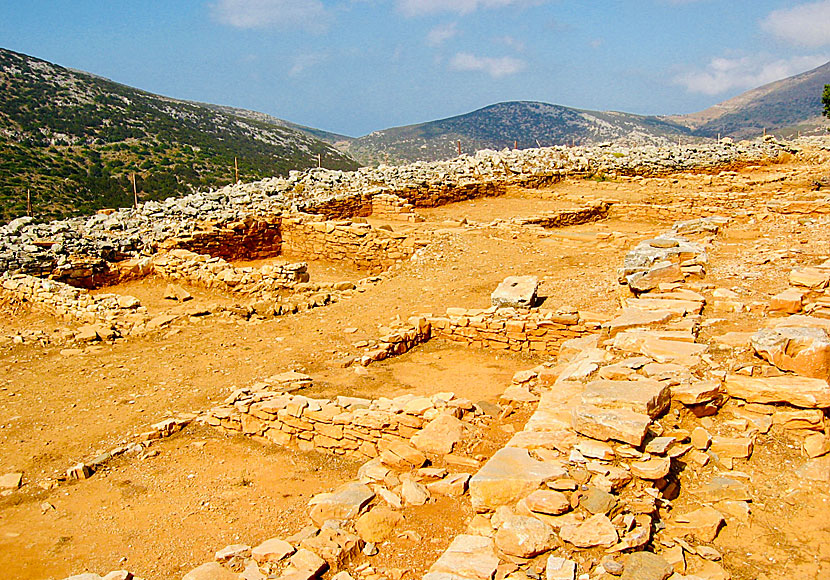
{"left": 206, "top": 388, "right": 476, "bottom": 462}
{"left": 159, "top": 216, "right": 282, "bottom": 261}
{"left": 369, "top": 193, "right": 419, "bottom": 221}
{"left": 279, "top": 215, "right": 415, "bottom": 272}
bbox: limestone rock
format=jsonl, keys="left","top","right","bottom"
{"left": 355, "top": 506, "right": 404, "bottom": 543}
{"left": 790, "top": 267, "right": 830, "bottom": 289}
{"left": 426, "top": 534, "right": 499, "bottom": 580}
{"left": 670, "top": 506, "right": 725, "bottom": 542}
{"left": 401, "top": 479, "right": 430, "bottom": 506}
{"left": 571, "top": 405, "right": 651, "bottom": 447}
{"left": 251, "top": 538, "right": 295, "bottom": 563}
{"left": 546, "top": 556, "right": 577, "bottom": 580}
{"left": 491, "top": 276, "right": 538, "bottom": 309}
{"left": 672, "top": 380, "right": 723, "bottom": 406}
{"left": 630, "top": 457, "right": 671, "bottom": 480}
{"left": 804, "top": 433, "right": 830, "bottom": 458}
{"left": 751, "top": 326, "right": 830, "bottom": 380}
{"left": 524, "top": 490, "right": 570, "bottom": 515}
{"left": 0, "top": 472, "right": 23, "bottom": 489}
{"left": 182, "top": 562, "right": 240, "bottom": 580}
{"left": 559, "top": 513, "right": 618, "bottom": 548}
{"left": 308, "top": 482, "right": 374, "bottom": 527}
{"left": 470, "top": 447, "right": 565, "bottom": 511}
{"left": 604, "top": 309, "right": 674, "bottom": 338}
{"left": 495, "top": 514, "right": 556, "bottom": 558}
{"left": 620, "top": 552, "right": 673, "bottom": 580}
{"left": 725, "top": 374, "right": 830, "bottom": 408}
{"left": 768, "top": 288, "right": 804, "bottom": 314}
{"left": 411, "top": 413, "right": 465, "bottom": 455}
{"left": 581, "top": 379, "right": 671, "bottom": 418}
{"left": 215, "top": 544, "right": 250, "bottom": 563}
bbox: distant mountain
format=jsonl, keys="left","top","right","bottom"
{"left": 0, "top": 47, "right": 358, "bottom": 222}
{"left": 670, "top": 60, "right": 830, "bottom": 139}
{"left": 340, "top": 101, "right": 693, "bottom": 164}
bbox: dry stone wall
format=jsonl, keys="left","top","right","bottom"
{"left": 205, "top": 385, "right": 477, "bottom": 462}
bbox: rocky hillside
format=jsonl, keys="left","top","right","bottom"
{"left": 0, "top": 47, "right": 358, "bottom": 223}
{"left": 670, "top": 60, "right": 830, "bottom": 139}
{"left": 341, "top": 102, "right": 693, "bottom": 164}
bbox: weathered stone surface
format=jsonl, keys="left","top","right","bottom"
{"left": 604, "top": 308, "right": 674, "bottom": 338}
{"left": 620, "top": 552, "right": 673, "bottom": 580}
{"left": 308, "top": 482, "right": 374, "bottom": 526}
{"left": 401, "top": 479, "right": 430, "bottom": 506}
{"left": 581, "top": 379, "right": 671, "bottom": 418}
{"left": 672, "top": 380, "right": 723, "bottom": 405}
{"left": 355, "top": 506, "right": 404, "bottom": 543}
{"left": 725, "top": 374, "right": 830, "bottom": 408}
{"left": 470, "top": 447, "right": 565, "bottom": 511}
{"left": 251, "top": 538, "right": 295, "bottom": 563}
{"left": 215, "top": 544, "right": 251, "bottom": 562}
{"left": 546, "top": 556, "right": 577, "bottom": 580}
{"left": 559, "top": 513, "right": 618, "bottom": 548}
{"left": 790, "top": 267, "right": 830, "bottom": 289}
{"left": 628, "top": 261, "right": 684, "bottom": 293}
{"left": 182, "top": 562, "right": 240, "bottom": 580}
{"left": 427, "top": 473, "right": 470, "bottom": 497}
{"left": 0, "top": 472, "right": 23, "bottom": 489}
{"left": 495, "top": 514, "right": 556, "bottom": 558}
{"left": 580, "top": 487, "right": 619, "bottom": 515}
{"left": 427, "top": 535, "right": 499, "bottom": 580}
{"left": 751, "top": 326, "right": 830, "bottom": 380}
{"left": 670, "top": 506, "right": 725, "bottom": 542}
{"left": 571, "top": 405, "right": 651, "bottom": 447}
{"left": 491, "top": 276, "right": 538, "bottom": 309}
{"left": 696, "top": 476, "right": 751, "bottom": 502}
{"left": 525, "top": 489, "right": 571, "bottom": 515}
{"left": 804, "top": 433, "right": 830, "bottom": 458}
{"left": 768, "top": 288, "right": 805, "bottom": 314}
{"left": 630, "top": 457, "right": 671, "bottom": 479}
{"left": 411, "top": 414, "right": 465, "bottom": 455}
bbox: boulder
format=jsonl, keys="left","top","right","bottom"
{"left": 620, "top": 552, "right": 673, "bottom": 580}
{"left": 182, "top": 562, "right": 240, "bottom": 580}
{"left": 308, "top": 482, "right": 374, "bottom": 527}
{"left": 355, "top": 507, "right": 404, "bottom": 543}
{"left": 559, "top": 513, "right": 618, "bottom": 548}
{"left": 751, "top": 326, "right": 830, "bottom": 380}
{"left": 491, "top": 276, "right": 538, "bottom": 309}
{"left": 426, "top": 535, "right": 499, "bottom": 580}
{"left": 571, "top": 405, "right": 651, "bottom": 447}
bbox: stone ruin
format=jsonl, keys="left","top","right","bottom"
{"left": 3, "top": 136, "right": 830, "bottom": 580}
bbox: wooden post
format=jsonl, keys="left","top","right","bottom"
{"left": 514, "top": 140, "right": 518, "bottom": 150}
{"left": 535, "top": 139, "right": 541, "bottom": 149}
{"left": 457, "top": 140, "right": 461, "bottom": 156}
{"left": 26, "top": 189, "right": 31, "bottom": 217}
{"left": 317, "top": 153, "right": 322, "bottom": 168}
{"left": 234, "top": 157, "right": 239, "bottom": 183}
{"left": 131, "top": 173, "right": 138, "bottom": 209}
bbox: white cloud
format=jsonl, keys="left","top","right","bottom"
{"left": 427, "top": 22, "right": 458, "bottom": 47}
{"left": 762, "top": 1, "right": 830, "bottom": 47}
{"left": 449, "top": 52, "right": 526, "bottom": 78}
{"left": 496, "top": 35, "right": 526, "bottom": 51}
{"left": 289, "top": 53, "right": 327, "bottom": 76}
{"left": 398, "top": 0, "right": 543, "bottom": 17}
{"left": 674, "top": 54, "right": 828, "bottom": 95}
{"left": 209, "top": 0, "right": 330, "bottom": 32}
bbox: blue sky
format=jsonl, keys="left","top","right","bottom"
{"left": 1, "top": 1, "right": 829, "bottom": 137}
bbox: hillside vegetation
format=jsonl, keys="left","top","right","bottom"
{"left": 0, "top": 48, "right": 358, "bottom": 223}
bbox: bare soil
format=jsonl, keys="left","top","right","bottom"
{"left": 2, "top": 153, "right": 830, "bottom": 579}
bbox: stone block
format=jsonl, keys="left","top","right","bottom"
{"left": 491, "top": 276, "right": 538, "bottom": 309}
{"left": 751, "top": 326, "right": 830, "bottom": 380}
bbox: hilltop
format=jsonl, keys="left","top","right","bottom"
{"left": 340, "top": 101, "right": 693, "bottom": 164}
{"left": 669, "top": 60, "right": 830, "bottom": 139}
{"left": 0, "top": 48, "right": 358, "bottom": 222}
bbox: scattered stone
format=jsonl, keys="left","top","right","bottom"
{"left": 355, "top": 507, "right": 404, "bottom": 543}
{"left": 571, "top": 405, "right": 652, "bottom": 447}
{"left": 251, "top": 538, "right": 295, "bottom": 563}
{"left": 620, "top": 551, "right": 673, "bottom": 580}
{"left": 670, "top": 506, "right": 725, "bottom": 542}
{"left": 308, "top": 482, "right": 374, "bottom": 527}
{"left": 545, "top": 556, "right": 577, "bottom": 580}
{"left": 803, "top": 433, "right": 830, "bottom": 458}
{"left": 0, "top": 472, "right": 23, "bottom": 490}
{"left": 164, "top": 283, "right": 193, "bottom": 301}
{"left": 524, "top": 489, "right": 571, "bottom": 515}
{"left": 580, "top": 487, "right": 619, "bottom": 515}
{"left": 401, "top": 479, "right": 430, "bottom": 506}
{"left": 559, "top": 513, "right": 618, "bottom": 548}
{"left": 768, "top": 288, "right": 805, "bottom": 314}
{"left": 426, "top": 535, "right": 499, "bottom": 580}
{"left": 630, "top": 457, "right": 671, "bottom": 480}
{"left": 691, "top": 427, "right": 712, "bottom": 450}
{"left": 790, "top": 267, "right": 830, "bottom": 289}
{"left": 182, "top": 562, "right": 239, "bottom": 580}
{"left": 495, "top": 514, "right": 557, "bottom": 558}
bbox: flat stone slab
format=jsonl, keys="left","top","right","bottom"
{"left": 571, "top": 404, "right": 651, "bottom": 447}
{"left": 426, "top": 534, "right": 499, "bottom": 580}
{"left": 308, "top": 482, "right": 375, "bottom": 526}
{"left": 612, "top": 332, "right": 708, "bottom": 365}
{"left": 725, "top": 374, "right": 830, "bottom": 408}
{"left": 604, "top": 308, "right": 675, "bottom": 337}
{"left": 469, "top": 447, "right": 565, "bottom": 511}
{"left": 491, "top": 276, "right": 538, "bottom": 309}
{"left": 581, "top": 379, "right": 671, "bottom": 419}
